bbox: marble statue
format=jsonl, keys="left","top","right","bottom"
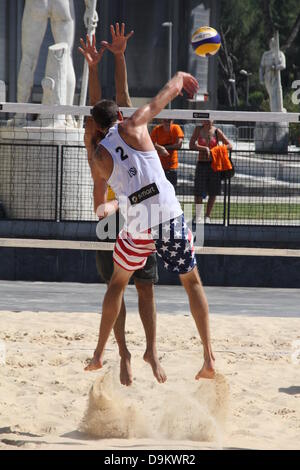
{"left": 259, "top": 35, "right": 286, "bottom": 112}
{"left": 8, "top": 0, "right": 98, "bottom": 127}
{"left": 17, "top": 0, "right": 98, "bottom": 107}
{"left": 255, "top": 33, "right": 288, "bottom": 152}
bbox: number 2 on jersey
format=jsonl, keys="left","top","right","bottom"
{"left": 116, "top": 146, "right": 128, "bottom": 161}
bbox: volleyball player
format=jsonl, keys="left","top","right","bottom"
{"left": 84, "top": 69, "right": 216, "bottom": 380}
{"left": 79, "top": 23, "right": 166, "bottom": 385}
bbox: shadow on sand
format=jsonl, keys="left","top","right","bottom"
{"left": 278, "top": 386, "right": 300, "bottom": 395}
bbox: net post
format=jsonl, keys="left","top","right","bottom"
{"left": 55, "top": 144, "right": 60, "bottom": 222}
{"left": 59, "top": 145, "right": 64, "bottom": 223}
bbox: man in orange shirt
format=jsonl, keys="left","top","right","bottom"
{"left": 150, "top": 119, "right": 184, "bottom": 190}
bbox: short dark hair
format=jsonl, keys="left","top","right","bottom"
{"left": 91, "top": 100, "right": 119, "bottom": 129}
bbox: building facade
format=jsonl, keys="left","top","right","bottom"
{"left": 0, "top": 0, "right": 219, "bottom": 108}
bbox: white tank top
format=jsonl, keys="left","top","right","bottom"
{"left": 99, "top": 124, "right": 182, "bottom": 232}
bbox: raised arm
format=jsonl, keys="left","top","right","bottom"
{"left": 126, "top": 72, "right": 199, "bottom": 128}
{"left": 79, "top": 34, "right": 106, "bottom": 105}
{"left": 89, "top": 67, "right": 101, "bottom": 106}
{"left": 79, "top": 34, "right": 109, "bottom": 211}
{"left": 115, "top": 54, "right": 131, "bottom": 107}
{"left": 102, "top": 23, "right": 134, "bottom": 107}
{"left": 80, "top": 25, "right": 135, "bottom": 216}
{"left": 79, "top": 23, "right": 134, "bottom": 108}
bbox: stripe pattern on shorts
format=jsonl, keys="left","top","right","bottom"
{"left": 113, "top": 230, "right": 156, "bottom": 271}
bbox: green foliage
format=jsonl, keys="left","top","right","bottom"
{"left": 283, "top": 91, "right": 299, "bottom": 113}
{"left": 218, "top": 0, "right": 300, "bottom": 109}
{"left": 248, "top": 91, "right": 265, "bottom": 109}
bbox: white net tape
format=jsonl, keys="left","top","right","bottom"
{"left": 1, "top": 102, "right": 300, "bottom": 122}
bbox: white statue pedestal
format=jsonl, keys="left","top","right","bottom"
{"left": 0, "top": 126, "right": 97, "bottom": 221}
{"left": 254, "top": 122, "right": 289, "bottom": 153}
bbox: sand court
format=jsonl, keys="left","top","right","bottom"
{"left": 0, "top": 282, "right": 300, "bottom": 450}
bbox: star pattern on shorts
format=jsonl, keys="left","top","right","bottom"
{"left": 155, "top": 215, "right": 196, "bottom": 274}
{"left": 157, "top": 237, "right": 195, "bottom": 273}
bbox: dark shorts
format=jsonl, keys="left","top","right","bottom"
{"left": 194, "top": 162, "right": 222, "bottom": 197}
{"left": 164, "top": 169, "right": 177, "bottom": 190}
{"left": 96, "top": 250, "right": 158, "bottom": 284}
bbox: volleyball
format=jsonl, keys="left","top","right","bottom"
{"left": 191, "top": 26, "right": 221, "bottom": 57}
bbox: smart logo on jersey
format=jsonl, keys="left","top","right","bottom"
{"left": 129, "top": 183, "right": 159, "bottom": 205}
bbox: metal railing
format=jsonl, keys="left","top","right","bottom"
{"left": 1, "top": 142, "right": 300, "bottom": 227}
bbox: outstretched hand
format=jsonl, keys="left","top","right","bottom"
{"left": 180, "top": 72, "right": 199, "bottom": 99}
{"left": 101, "top": 22, "right": 134, "bottom": 55}
{"left": 78, "top": 34, "right": 106, "bottom": 68}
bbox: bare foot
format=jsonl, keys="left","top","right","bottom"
{"left": 195, "top": 359, "right": 216, "bottom": 380}
{"left": 84, "top": 352, "right": 103, "bottom": 371}
{"left": 120, "top": 353, "right": 133, "bottom": 386}
{"left": 143, "top": 350, "right": 167, "bottom": 384}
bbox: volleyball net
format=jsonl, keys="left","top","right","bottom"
{"left": 0, "top": 102, "right": 300, "bottom": 257}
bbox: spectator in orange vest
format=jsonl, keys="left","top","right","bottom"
{"left": 150, "top": 119, "right": 184, "bottom": 190}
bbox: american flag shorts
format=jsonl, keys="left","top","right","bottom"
{"left": 113, "top": 215, "right": 196, "bottom": 275}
